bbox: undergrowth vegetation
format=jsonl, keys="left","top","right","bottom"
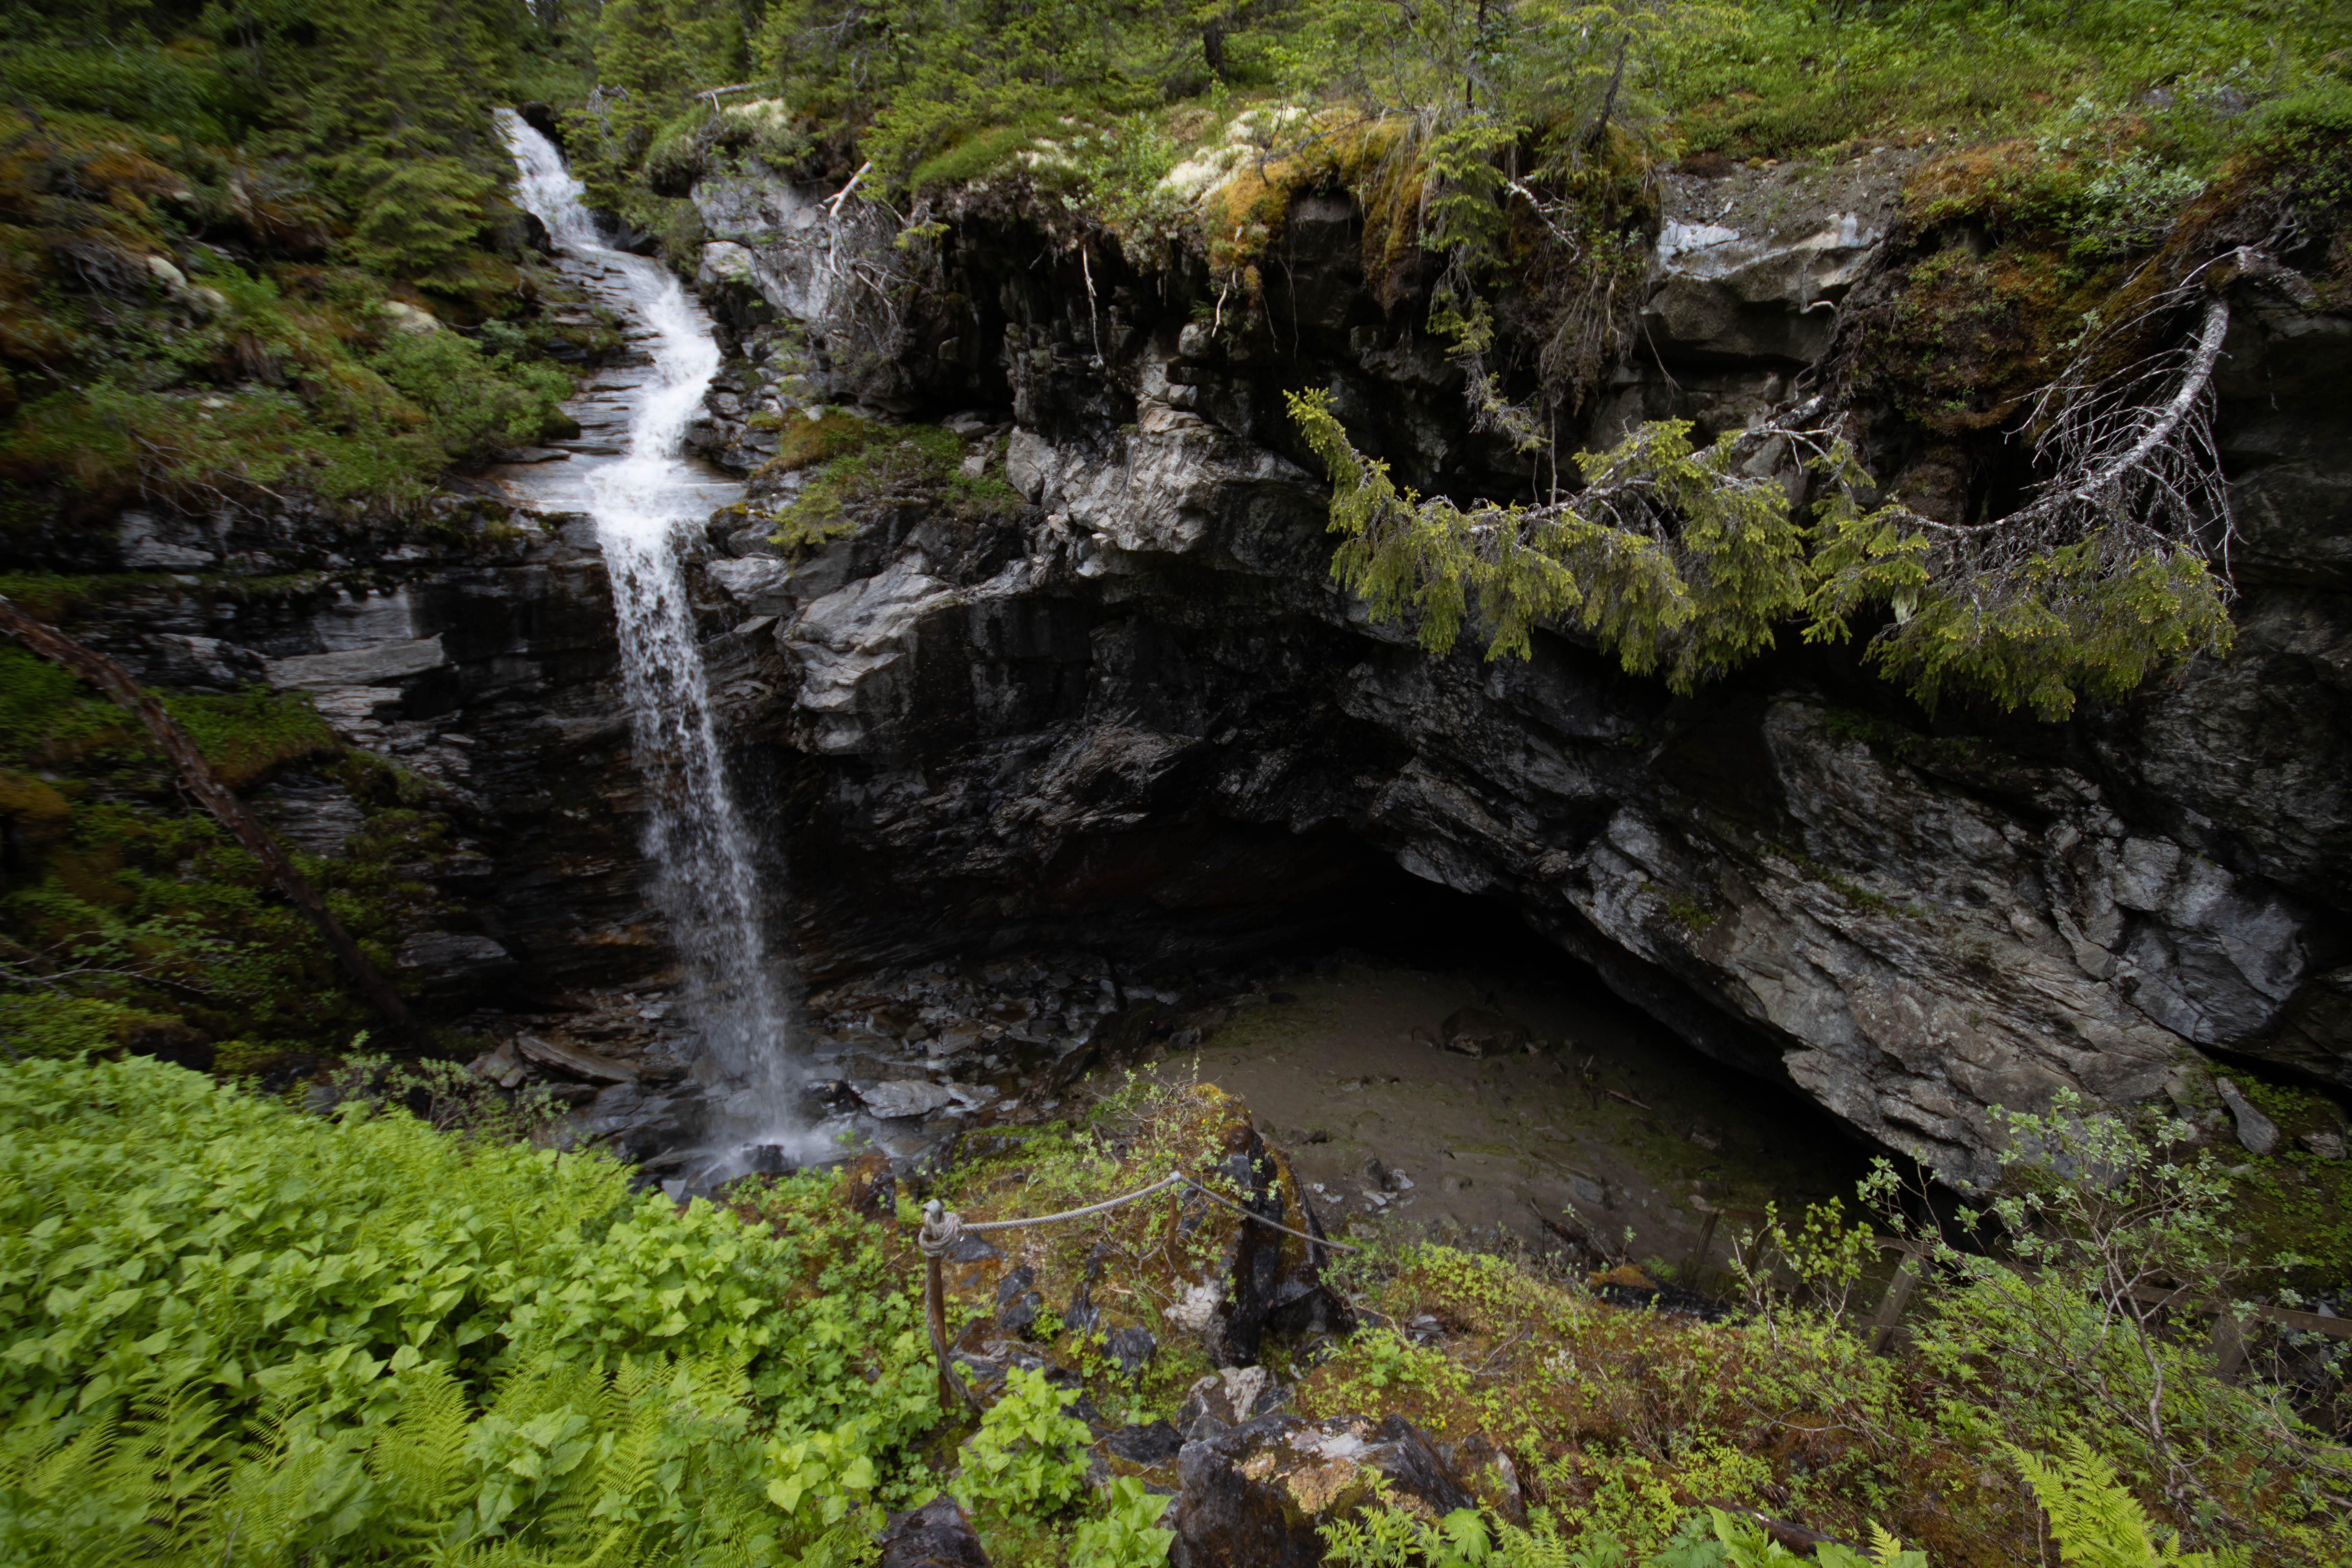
{"left": 755, "top": 419, "right": 1023, "bottom": 552}
{"left": 4, "top": 1051, "right": 2339, "bottom": 1564}
{"left": 1287, "top": 1101, "right": 2346, "bottom": 1564}
{"left": 0, "top": 638, "right": 461, "bottom": 1067}
{"left": 0, "top": 1052, "right": 939, "bottom": 1566}
{"left": 0, "top": 2, "right": 595, "bottom": 534}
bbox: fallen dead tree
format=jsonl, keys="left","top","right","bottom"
{"left": 0, "top": 593, "right": 425, "bottom": 1046}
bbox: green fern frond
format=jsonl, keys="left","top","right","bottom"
{"left": 108, "top": 1377, "right": 234, "bottom": 1543}
{"left": 2006, "top": 1438, "right": 2245, "bottom": 1568}
{"left": 1864, "top": 1521, "right": 1929, "bottom": 1568}
{"left": 2, "top": 1413, "right": 117, "bottom": 1500}
{"left": 374, "top": 1360, "right": 479, "bottom": 1541}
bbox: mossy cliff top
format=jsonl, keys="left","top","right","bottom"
{"left": 0, "top": 3, "right": 602, "bottom": 542}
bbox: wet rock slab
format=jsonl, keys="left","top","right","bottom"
{"left": 1167, "top": 1414, "right": 1487, "bottom": 1568}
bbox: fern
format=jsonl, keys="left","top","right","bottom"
{"left": 1322, "top": 1502, "right": 1619, "bottom": 1567}
{"left": 0, "top": 1415, "right": 142, "bottom": 1568}
{"left": 374, "top": 1360, "right": 481, "bottom": 1548}
{"left": 2007, "top": 1439, "right": 2247, "bottom": 1568}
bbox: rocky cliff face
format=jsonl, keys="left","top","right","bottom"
{"left": 34, "top": 151, "right": 2346, "bottom": 1186}
{"left": 672, "top": 155, "right": 2351, "bottom": 1186}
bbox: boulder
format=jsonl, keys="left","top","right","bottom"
{"left": 1641, "top": 214, "right": 1876, "bottom": 366}
{"left": 1158, "top": 1085, "right": 1351, "bottom": 1366}
{"left": 515, "top": 1032, "right": 640, "bottom": 1082}
{"left": 1432, "top": 1431, "right": 1528, "bottom": 1527}
{"left": 1104, "top": 1324, "right": 1158, "bottom": 1377}
{"left": 1175, "top": 1365, "right": 1287, "bottom": 1438}
{"left": 1168, "top": 1414, "right": 1481, "bottom": 1568}
{"left": 115, "top": 509, "right": 217, "bottom": 570}
{"left": 267, "top": 636, "right": 448, "bottom": 690}
{"left": 706, "top": 554, "right": 800, "bottom": 615}
{"left": 1104, "top": 1420, "right": 1185, "bottom": 1467}
{"left": 1440, "top": 1007, "right": 1528, "bottom": 1058}
{"left": 380, "top": 300, "right": 440, "bottom": 335}
{"left": 2216, "top": 1079, "right": 2280, "bottom": 1155}
{"left": 855, "top": 1078, "right": 955, "bottom": 1119}
{"left": 142, "top": 633, "right": 262, "bottom": 691}
{"left": 994, "top": 1264, "right": 1044, "bottom": 1337}
{"left": 394, "top": 931, "right": 516, "bottom": 993}
{"left": 879, "top": 1494, "right": 990, "bottom": 1568}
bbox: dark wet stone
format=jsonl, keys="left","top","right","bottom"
{"left": 947, "top": 1234, "right": 1002, "bottom": 1263}
{"left": 1105, "top": 1325, "right": 1157, "bottom": 1376}
{"left": 994, "top": 1264, "right": 1036, "bottom": 1308}
{"left": 994, "top": 1263, "right": 1043, "bottom": 1336}
{"left": 880, "top": 1494, "right": 990, "bottom": 1568}
{"left": 1105, "top": 1419, "right": 1184, "bottom": 1466}
{"left": 1168, "top": 1414, "right": 1478, "bottom": 1568}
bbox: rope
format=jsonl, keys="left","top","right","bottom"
{"left": 915, "top": 1171, "right": 1362, "bottom": 1259}
{"left": 1173, "top": 1174, "right": 1363, "bottom": 1254}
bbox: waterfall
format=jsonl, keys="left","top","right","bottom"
{"left": 501, "top": 113, "right": 800, "bottom": 1158}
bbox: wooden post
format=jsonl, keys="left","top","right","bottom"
{"left": 1867, "top": 1240, "right": 1924, "bottom": 1355}
{"left": 925, "top": 1251, "right": 957, "bottom": 1412}
{"left": 0, "top": 594, "right": 425, "bottom": 1046}
{"left": 2208, "top": 1307, "right": 2249, "bottom": 1385}
{"left": 1686, "top": 1201, "right": 1722, "bottom": 1282}
{"left": 919, "top": 1199, "right": 966, "bottom": 1415}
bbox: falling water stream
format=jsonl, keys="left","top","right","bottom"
{"left": 501, "top": 114, "right": 801, "bottom": 1163}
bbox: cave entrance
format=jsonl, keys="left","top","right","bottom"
{"left": 1093, "top": 854, "right": 1878, "bottom": 1281}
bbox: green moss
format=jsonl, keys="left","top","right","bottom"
{"left": 0, "top": 648, "right": 123, "bottom": 768}
{"left": 0, "top": 993, "right": 179, "bottom": 1061}
{"left": 1660, "top": 895, "right": 1720, "bottom": 933}
{"left": 756, "top": 409, "right": 885, "bottom": 477}
{"left": 1850, "top": 238, "right": 2111, "bottom": 436}
{"left": 1655, "top": 0, "right": 2333, "bottom": 162}
{"left": 0, "top": 572, "right": 181, "bottom": 622}
{"left": 0, "top": 89, "right": 583, "bottom": 531}
{"left": 909, "top": 124, "right": 1056, "bottom": 192}
{"left": 1760, "top": 837, "right": 1928, "bottom": 921}
{"left": 2220, "top": 1079, "right": 2352, "bottom": 1295}
{"left": 765, "top": 423, "right": 1022, "bottom": 553}
{"left": 161, "top": 687, "right": 340, "bottom": 791}
{"left": 0, "top": 643, "right": 465, "bottom": 1057}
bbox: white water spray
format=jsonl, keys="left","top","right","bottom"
{"left": 501, "top": 114, "right": 799, "bottom": 1155}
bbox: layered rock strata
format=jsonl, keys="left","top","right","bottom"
{"left": 672, "top": 156, "right": 2351, "bottom": 1185}
{"left": 30, "top": 153, "right": 2348, "bottom": 1186}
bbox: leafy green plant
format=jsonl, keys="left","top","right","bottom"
{"left": 1685, "top": 1507, "right": 1930, "bottom": 1568}
{"left": 0, "top": 1051, "right": 954, "bottom": 1562}
{"left": 1864, "top": 1091, "right": 2339, "bottom": 1553}
{"left": 318, "top": 1051, "right": 559, "bottom": 1143}
{"left": 0, "top": 1347, "right": 803, "bottom": 1567}
{"left": 1072, "top": 1474, "right": 1178, "bottom": 1568}
{"left": 1323, "top": 1500, "right": 1930, "bottom": 1568}
{"left": 951, "top": 1365, "right": 1094, "bottom": 1529}
{"left": 763, "top": 1415, "right": 888, "bottom": 1553}
{"left": 1723, "top": 1197, "right": 1876, "bottom": 1331}
{"left": 765, "top": 423, "right": 1020, "bottom": 550}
